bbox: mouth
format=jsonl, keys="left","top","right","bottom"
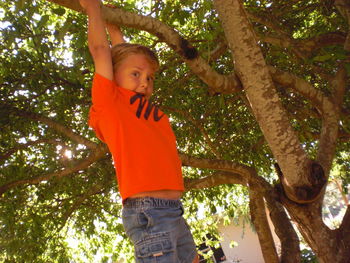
{"left": 134, "top": 88, "right": 146, "bottom": 95}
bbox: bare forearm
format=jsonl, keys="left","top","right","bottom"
{"left": 103, "top": 4, "right": 125, "bottom": 46}
{"left": 80, "top": 0, "right": 113, "bottom": 80}
{"left": 86, "top": 8, "right": 110, "bottom": 55}
{"left": 106, "top": 22, "right": 125, "bottom": 46}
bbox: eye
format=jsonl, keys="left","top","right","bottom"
{"left": 147, "top": 76, "right": 154, "bottom": 82}
{"left": 132, "top": 71, "right": 140, "bottom": 77}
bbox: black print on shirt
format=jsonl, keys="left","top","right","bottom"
{"left": 130, "top": 94, "right": 164, "bottom": 122}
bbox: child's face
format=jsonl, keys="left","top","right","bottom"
{"left": 114, "top": 54, "right": 156, "bottom": 99}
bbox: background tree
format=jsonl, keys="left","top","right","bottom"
{"left": 0, "top": 0, "right": 349, "bottom": 262}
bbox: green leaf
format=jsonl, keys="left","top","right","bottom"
{"left": 15, "top": 0, "right": 25, "bottom": 11}
{"left": 52, "top": 7, "right": 66, "bottom": 16}
{"left": 57, "top": 17, "right": 72, "bottom": 40}
{"left": 37, "top": 15, "right": 50, "bottom": 28}
{"left": 344, "top": 63, "right": 350, "bottom": 76}
{"left": 1, "top": 1, "right": 350, "bottom": 262}
{"left": 312, "top": 54, "right": 332, "bottom": 62}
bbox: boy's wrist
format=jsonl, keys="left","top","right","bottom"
{"left": 85, "top": 6, "right": 102, "bottom": 17}
{"left": 81, "top": 0, "right": 101, "bottom": 16}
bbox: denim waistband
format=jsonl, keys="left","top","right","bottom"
{"left": 123, "top": 196, "right": 182, "bottom": 208}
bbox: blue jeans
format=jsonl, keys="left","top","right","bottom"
{"left": 122, "top": 197, "right": 197, "bottom": 263}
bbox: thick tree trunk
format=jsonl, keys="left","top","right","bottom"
{"left": 248, "top": 183, "right": 279, "bottom": 263}
{"left": 213, "top": 0, "right": 348, "bottom": 262}
{"left": 213, "top": 0, "right": 327, "bottom": 204}
{"left": 282, "top": 196, "right": 350, "bottom": 263}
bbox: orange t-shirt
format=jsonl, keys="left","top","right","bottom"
{"left": 88, "top": 73, "right": 184, "bottom": 200}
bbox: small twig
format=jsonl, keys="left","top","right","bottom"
{"left": 0, "top": 145, "right": 108, "bottom": 196}
{"left": 164, "top": 106, "right": 222, "bottom": 158}
{"left": 0, "top": 138, "right": 61, "bottom": 162}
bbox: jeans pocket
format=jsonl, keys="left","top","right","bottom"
{"left": 122, "top": 209, "right": 148, "bottom": 242}
{"left": 135, "top": 232, "right": 175, "bottom": 261}
{"left": 122, "top": 209, "right": 138, "bottom": 232}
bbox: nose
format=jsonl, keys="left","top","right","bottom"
{"left": 140, "top": 77, "right": 148, "bottom": 88}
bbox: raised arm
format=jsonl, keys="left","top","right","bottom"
{"left": 79, "top": 0, "right": 113, "bottom": 80}
{"left": 106, "top": 22, "right": 125, "bottom": 46}
{"left": 104, "top": 4, "right": 125, "bottom": 46}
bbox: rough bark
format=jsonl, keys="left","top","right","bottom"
{"left": 317, "top": 67, "right": 346, "bottom": 174}
{"left": 281, "top": 196, "right": 350, "bottom": 263}
{"left": 335, "top": 0, "right": 350, "bottom": 51}
{"left": 213, "top": 1, "right": 349, "bottom": 262}
{"left": 179, "top": 154, "right": 255, "bottom": 177}
{"left": 213, "top": 0, "right": 327, "bottom": 204}
{"left": 249, "top": 182, "right": 279, "bottom": 263}
{"left": 246, "top": 178, "right": 301, "bottom": 263}
{"left": 268, "top": 66, "right": 333, "bottom": 114}
{"left": 184, "top": 171, "right": 247, "bottom": 191}
{"left": 340, "top": 206, "right": 350, "bottom": 258}
{"left": 264, "top": 194, "right": 301, "bottom": 263}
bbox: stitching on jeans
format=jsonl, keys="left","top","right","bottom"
{"left": 143, "top": 210, "right": 153, "bottom": 229}
{"left": 135, "top": 232, "right": 174, "bottom": 258}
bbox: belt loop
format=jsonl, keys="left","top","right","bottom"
{"left": 123, "top": 196, "right": 182, "bottom": 208}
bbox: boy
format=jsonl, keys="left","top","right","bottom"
{"left": 79, "top": 0, "right": 199, "bottom": 262}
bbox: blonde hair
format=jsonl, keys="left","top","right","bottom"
{"left": 111, "top": 43, "right": 159, "bottom": 73}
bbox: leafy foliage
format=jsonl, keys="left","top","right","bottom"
{"left": 0, "top": 0, "right": 349, "bottom": 262}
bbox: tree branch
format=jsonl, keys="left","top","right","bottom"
{"left": 246, "top": 10, "right": 290, "bottom": 38}
{"left": 0, "top": 138, "right": 61, "bottom": 163}
{"left": 247, "top": 11, "right": 311, "bottom": 61}
{"left": 300, "top": 32, "right": 347, "bottom": 52}
{"left": 334, "top": 179, "right": 349, "bottom": 205}
{"left": 208, "top": 38, "right": 228, "bottom": 62}
{"left": 257, "top": 31, "right": 345, "bottom": 61}
{"left": 184, "top": 171, "right": 247, "bottom": 191}
{"left": 335, "top": 0, "right": 350, "bottom": 51}
{"left": 264, "top": 188, "right": 301, "bottom": 262}
{"left": 239, "top": 173, "right": 302, "bottom": 262}
{"left": 214, "top": 0, "right": 321, "bottom": 204}
{"left": 46, "top": 0, "right": 242, "bottom": 94}
{"left": 317, "top": 66, "right": 346, "bottom": 174}
{"left": 268, "top": 66, "right": 333, "bottom": 115}
{"left": 247, "top": 5, "right": 346, "bottom": 53}
{"left": 6, "top": 104, "right": 98, "bottom": 150}
{"left": 0, "top": 145, "right": 108, "bottom": 196}
{"left": 340, "top": 205, "right": 350, "bottom": 242}
{"left": 165, "top": 106, "right": 222, "bottom": 158}
{"left": 248, "top": 182, "right": 279, "bottom": 263}
{"left": 181, "top": 153, "right": 301, "bottom": 262}
{"left": 179, "top": 153, "right": 255, "bottom": 177}
{"left": 183, "top": 154, "right": 301, "bottom": 262}
{"left": 269, "top": 65, "right": 348, "bottom": 175}
{"left": 59, "top": 183, "right": 106, "bottom": 230}
{"left": 46, "top": 0, "right": 83, "bottom": 12}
